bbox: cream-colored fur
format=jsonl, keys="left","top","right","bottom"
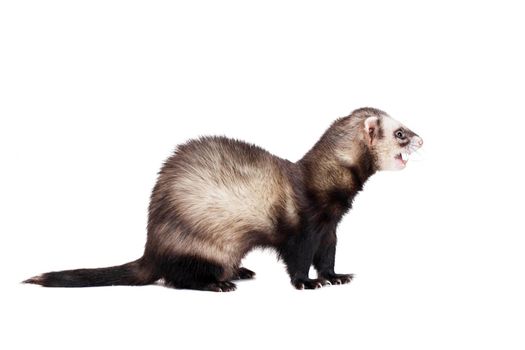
{"left": 157, "top": 138, "right": 297, "bottom": 277}
{"left": 371, "top": 114, "right": 422, "bottom": 171}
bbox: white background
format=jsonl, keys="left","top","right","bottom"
{"left": 1, "top": 1, "right": 524, "bottom": 349}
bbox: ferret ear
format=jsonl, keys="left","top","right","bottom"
{"left": 364, "top": 116, "right": 379, "bottom": 145}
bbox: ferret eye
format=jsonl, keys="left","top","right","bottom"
{"left": 395, "top": 130, "right": 406, "bottom": 139}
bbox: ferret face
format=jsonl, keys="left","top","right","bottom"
{"left": 364, "top": 114, "right": 423, "bottom": 171}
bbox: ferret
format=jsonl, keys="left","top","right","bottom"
{"left": 24, "top": 107, "right": 423, "bottom": 292}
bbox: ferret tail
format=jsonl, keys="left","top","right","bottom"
{"left": 22, "top": 257, "right": 159, "bottom": 287}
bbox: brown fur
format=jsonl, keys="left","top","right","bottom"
{"left": 24, "top": 107, "right": 422, "bottom": 291}
{"left": 144, "top": 108, "right": 386, "bottom": 281}
{"left": 146, "top": 136, "right": 299, "bottom": 279}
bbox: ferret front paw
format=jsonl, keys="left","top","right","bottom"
{"left": 292, "top": 277, "right": 330, "bottom": 290}
{"left": 320, "top": 273, "right": 354, "bottom": 285}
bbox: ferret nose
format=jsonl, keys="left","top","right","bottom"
{"left": 414, "top": 136, "right": 423, "bottom": 147}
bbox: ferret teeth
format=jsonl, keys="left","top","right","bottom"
{"left": 401, "top": 152, "right": 409, "bottom": 161}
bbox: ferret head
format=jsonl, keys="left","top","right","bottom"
{"left": 362, "top": 110, "right": 423, "bottom": 171}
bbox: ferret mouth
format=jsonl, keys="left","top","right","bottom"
{"left": 395, "top": 152, "right": 410, "bottom": 166}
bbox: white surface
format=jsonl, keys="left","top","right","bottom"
{"left": 1, "top": 1, "right": 524, "bottom": 349}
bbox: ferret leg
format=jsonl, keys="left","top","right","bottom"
{"left": 313, "top": 230, "right": 353, "bottom": 285}
{"left": 160, "top": 254, "right": 237, "bottom": 292}
{"left": 280, "top": 231, "right": 330, "bottom": 290}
